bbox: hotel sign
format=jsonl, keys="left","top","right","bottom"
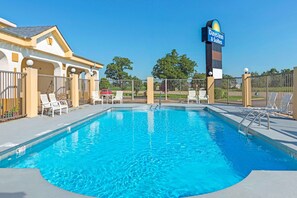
{"left": 201, "top": 19, "right": 225, "bottom": 79}
{"left": 207, "top": 27, "right": 225, "bottom": 46}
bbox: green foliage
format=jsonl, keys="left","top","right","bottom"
{"left": 222, "top": 74, "right": 237, "bottom": 89}
{"left": 105, "top": 56, "right": 133, "bottom": 80}
{"left": 251, "top": 68, "right": 293, "bottom": 89}
{"left": 251, "top": 72, "right": 260, "bottom": 76}
{"left": 190, "top": 73, "right": 206, "bottom": 90}
{"left": 131, "top": 76, "right": 143, "bottom": 96}
{"left": 11, "top": 106, "right": 19, "bottom": 113}
{"left": 192, "top": 73, "right": 206, "bottom": 80}
{"left": 280, "top": 69, "right": 292, "bottom": 74}
{"left": 214, "top": 88, "right": 227, "bottom": 99}
{"left": 261, "top": 68, "right": 279, "bottom": 75}
{"left": 152, "top": 49, "right": 197, "bottom": 79}
{"left": 99, "top": 78, "right": 110, "bottom": 89}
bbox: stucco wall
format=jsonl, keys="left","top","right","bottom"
{"left": 36, "top": 33, "right": 65, "bottom": 57}
{"left": 0, "top": 41, "right": 95, "bottom": 77}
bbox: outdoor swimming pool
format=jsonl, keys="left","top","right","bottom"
{"left": 1, "top": 108, "right": 297, "bottom": 197}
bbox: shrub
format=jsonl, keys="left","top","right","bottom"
{"left": 99, "top": 78, "right": 110, "bottom": 89}
{"left": 214, "top": 88, "right": 227, "bottom": 99}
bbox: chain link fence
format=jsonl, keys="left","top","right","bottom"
{"left": 97, "top": 79, "right": 147, "bottom": 103}
{"left": 133, "top": 79, "right": 147, "bottom": 103}
{"left": 214, "top": 77, "right": 243, "bottom": 104}
{"left": 108, "top": 80, "right": 133, "bottom": 101}
{"left": 96, "top": 78, "right": 206, "bottom": 103}
{"left": 250, "top": 72, "right": 294, "bottom": 111}
{"left": 154, "top": 79, "right": 206, "bottom": 103}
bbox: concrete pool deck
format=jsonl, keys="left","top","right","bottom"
{"left": 0, "top": 103, "right": 296, "bottom": 198}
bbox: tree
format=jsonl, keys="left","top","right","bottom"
{"left": 261, "top": 68, "right": 279, "bottom": 76}
{"left": 191, "top": 73, "right": 206, "bottom": 90}
{"left": 105, "top": 57, "right": 133, "bottom": 80}
{"left": 192, "top": 73, "right": 206, "bottom": 80}
{"left": 280, "top": 69, "right": 292, "bottom": 74}
{"left": 251, "top": 72, "right": 259, "bottom": 76}
{"left": 131, "top": 76, "right": 143, "bottom": 96}
{"left": 222, "top": 74, "right": 237, "bottom": 89}
{"left": 99, "top": 78, "right": 110, "bottom": 89}
{"left": 152, "top": 49, "right": 197, "bottom": 79}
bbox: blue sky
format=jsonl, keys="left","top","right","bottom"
{"left": 2, "top": 0, "right": 297, "bottom": 78}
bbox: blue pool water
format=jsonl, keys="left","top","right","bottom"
{"left": 2, "top": 109, "right": 297, "bottom": 197}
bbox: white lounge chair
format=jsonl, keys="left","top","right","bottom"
{"left": 266, "top": 92, "right": 278, "bottom": 109}
{"left": 40, "top": 94, "right": 62, "bottom": 117}
{"left": 243, "top": 92, "right": 278, "bottom": 113}
{"left": 239, "top": 93, "right": 293, "bottom": 132}
{"left": 187, "top": 90, "right": 198, "bottom": 104}
{"left": 91, "top": 91, "right": 103, "bottom": 105}
{"left": 112, "top": 91, "right": 123, "bottom": 104}
{"left": 198, "top": 89, "right": 209, "bottom": 104}
{"left": 48, "top": 93, "right": 68, "bottom": 114}
{"left": 268, "top": 93, "right": 293, "bottom": 115}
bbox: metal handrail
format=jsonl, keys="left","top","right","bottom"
{"left": 244, "top": 111, "right": 270, "bottom": 134}
{"left": 238, "top": 110, "right": 270, "bottom": 135}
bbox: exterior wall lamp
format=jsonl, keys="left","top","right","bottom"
{"left": 244, "top": 68, "right": 249, "bottom": 74}
{"left": 26, "top": 59, "right": 34, "bottom": 67}
{"left": 70, "top": 68, "right": 76, "bottom": 74}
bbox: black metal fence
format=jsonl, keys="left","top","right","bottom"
{"left": 38, "top": 74, "right": 72, "bottom": 107}
{"left": 0, "top": 70, "right": 26, "bottom": 121}
{"left": 78, "top": 78, "right": 90, "bottom": 105}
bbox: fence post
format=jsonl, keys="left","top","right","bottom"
{"left": 71, "top": 74, "right": 79, "bottom": 107}
{"left": 207, "top": 76, "right": 214, "bottom": 104}
{"left": 293, "top": 67, "right": 297, "bottom": 120}
{"left": 24, "top": 67, "right": 38, "bottom": 117}
{"left": 147, "top": 77, "right": 154, "bottom": 104}
{"left": 242, "top": 73, "right": 252, "bottom": 107}
{"left": 132, "top": 80, "right": 134, "bottom": 100}
{"left": 165, "top": 79, "right": 168, "bottom": 100}
{"left": 89, "top": 75, "right": 95, "bottom": 94}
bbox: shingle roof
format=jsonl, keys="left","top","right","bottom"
{"left": 0, "top": 26, "right": 55, "bottom": 39}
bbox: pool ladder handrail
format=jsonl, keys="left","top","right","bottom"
{"left": 238, "top": 110, "right": 270, "bottom": 135}
{"left": 149, "top": 104, "right": 160, "bottom": 110}
{"left": 159, "top": 90, "right": 162, "bottom": 107}
{"left": 149, "top": 91, "right": 162, "bottom": 111}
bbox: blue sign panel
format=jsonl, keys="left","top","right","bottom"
{"left": 207, "top": 27, "right": 225, "bottom": 46}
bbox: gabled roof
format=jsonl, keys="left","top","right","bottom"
{"left": 0, "top": 24, "right": 103, "bottom": 68}
{"left": 0, "top": 26, "right": 54, "bottom": 39}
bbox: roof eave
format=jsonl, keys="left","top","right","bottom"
{"left": 73, "top": 54, "right": 104, "bottom": 68}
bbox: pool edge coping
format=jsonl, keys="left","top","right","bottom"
{"left": 205, "top": 105, "right": 297, "bottom": 158}
{"left": 0, "top": 104, "right": 296, "bottom": 198}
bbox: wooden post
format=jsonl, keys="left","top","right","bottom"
{"left": 147, "top": 77, "right": 154, "bottom": 104}
{"left": 207, "top": 76, "right": 214, "bottom": 104}
{"left": 24, "top": 67, "right": 38, "bottom": 117}
{"left": 89, "top": 76, "right": 95, "bottom": 94}
{"left": 242, "top": 73, "right": 252, "bottom": 107}
{"left": 71, "top": 74, "right": 79, "bottom": 107}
